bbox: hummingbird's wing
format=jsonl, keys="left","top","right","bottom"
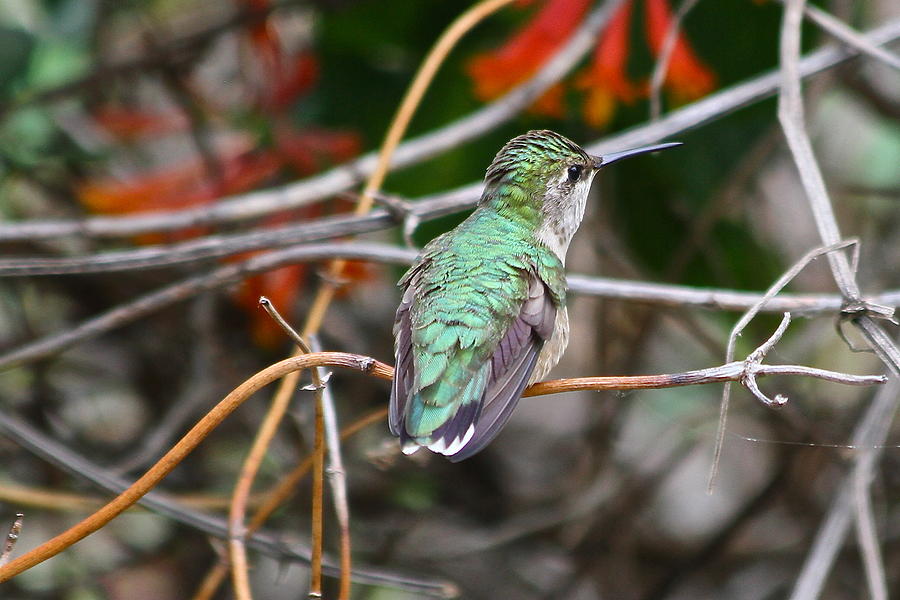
{"left": 390, "top": 260, "right": 557, "bottom": 460}
{"left": 446, "top": 272, "right": 556, "bottom": 462}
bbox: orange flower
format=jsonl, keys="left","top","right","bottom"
{"left": 467, "top": 0, "right": 591, "bottom": 117}
{"left": 467, "top": 0, "right": 716, "bottom": 126}
{"left": 576, "top": 0, "right": 643, "bottom": 128}
{"left": 644, "top": 0, "right": 716, "bottom": 104}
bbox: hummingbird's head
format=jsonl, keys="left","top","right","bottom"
{"left": 482, "top": 130, "right": 680, "bottom": 261}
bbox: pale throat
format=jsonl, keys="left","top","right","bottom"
{"left": 535, "top": 173, "right": 595, "bottom": 264}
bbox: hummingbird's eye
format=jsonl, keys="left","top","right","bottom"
{"left": 567, "top": 165, "right": 583, "bottom": 183}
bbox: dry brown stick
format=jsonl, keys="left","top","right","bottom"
{"left": 523, "top": 362, "right": 884, "bottom": 396}
{"left": 309, "top": 369, "right": 326, "bottom": 598}
{"left": 0, "top": 349, "right": 883, "bottom": 583}
{"left": 265, "top": 326, "right": 326, "bottom": 599}
{"left": 193, "top": 407, "right": 386, "bottom": 600}
{"left": 308, "top": 335, "right": 352, "bottom": 600}
{"left": 227, "top": 360, "right": 300, "bottom": 600}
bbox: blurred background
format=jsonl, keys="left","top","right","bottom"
{"left": 0, "top": 0, "right": 899, "bottom": 598}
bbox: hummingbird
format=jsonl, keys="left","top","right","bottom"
{"left": 389, "top": 130, "right": 680, "bottom": 461}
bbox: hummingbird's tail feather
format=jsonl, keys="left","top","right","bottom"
{"left": 399, "top": 364, "right": 488, "bottom": 455}
{"left": 447, "top": 340, "right": 539, "bottom": 462}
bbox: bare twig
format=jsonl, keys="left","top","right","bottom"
{"left": 0, "top": 514, "right": 24, "bottom": 567}
{"left": 309, "top": 335, "right": 352, "bottom": 600}
{"left": 708, "top": 240, "right": 858, "bottom": 492}
{"left": 257, "top": 298, "right": 328, "bottom": 597}
{"left": 523, "top": 356, "right": 885, "bottom": 396}
{"left": 2, "top": 15, "right": 898, "bottom": 243}
{"left": 227, "top": 367, "right": 301, "bottom": 600}
{"left": 649, "top": 0, "right": 701, "bottom": 121}
{"left": 778, "top": 1, "right": 900, "bottom": 366}
{"left": 308, "top": 365, "right": 325, "bottom": 599}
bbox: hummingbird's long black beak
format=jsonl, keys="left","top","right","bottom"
{"left": 592, "top": 142, "right": 682, "bottom": 169}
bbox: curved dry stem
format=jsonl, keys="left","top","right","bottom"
{"left": 195, "top": 407, "right": 387, "bottom": 600}
{"left": 0, "top": 352, "right": 390, "bottom": 583}
{"left": 192, "top": 408, "right": 387, "bottom": 600}
{"left": 227, "top": 359, "right": 301, "bottom": 600}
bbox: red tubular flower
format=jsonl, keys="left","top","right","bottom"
{"left": 467, "top": 0, "right": 591, "bottom": 117}
{"left": 576, "top": 0, "right": 643, "bottom": 128}
{"left": 644, "top": 0, "right": 716, "bottom": 104}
